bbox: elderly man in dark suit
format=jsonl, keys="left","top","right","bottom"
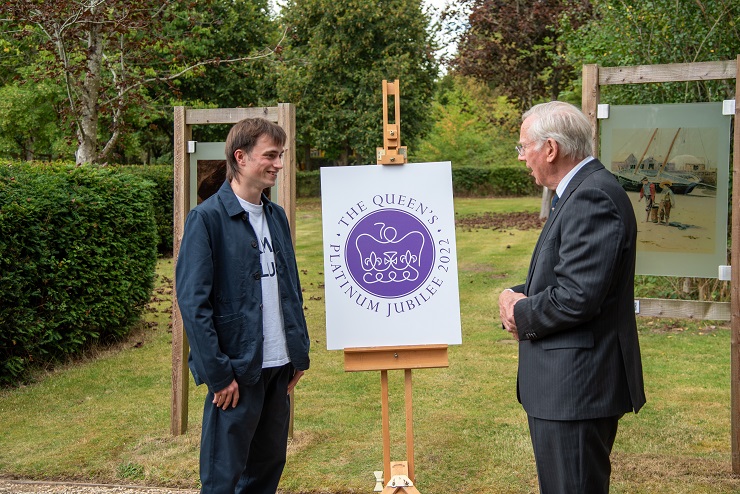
{"left": 498, "top": 101, "right": 646, "bottom": 494}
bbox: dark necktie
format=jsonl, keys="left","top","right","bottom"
{"left": 550, "top": 193, "right": 559, "bottom": 212}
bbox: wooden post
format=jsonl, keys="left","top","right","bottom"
{"left": 277, "top": 103, "right": 297, "bottom": 243}
{"left": 731, "top": 54, "right": 740, "bottom": 474}
{"left": 581, "top": 63, "right": 600, "bottom": 157}
{"left": 171, "top": 106, "right": 191, "bottom": 436}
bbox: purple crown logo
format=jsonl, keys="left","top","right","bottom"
{"left": 346, "top": 209, "right": 434, "bottom": 298}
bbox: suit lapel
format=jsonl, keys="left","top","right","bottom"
{"left": 524, "top": 160, "right": 604, "bottom": 293}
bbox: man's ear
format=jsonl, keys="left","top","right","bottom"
{"left": 545, "top": 138, "right": 558, "bottom": 163}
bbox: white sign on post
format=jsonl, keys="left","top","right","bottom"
{"left": 321, "top": 162, "right": 462, "bottom": 350}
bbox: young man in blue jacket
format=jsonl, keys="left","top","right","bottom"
{"left": 176, "top": 118, "right": 310, "bottom": 494}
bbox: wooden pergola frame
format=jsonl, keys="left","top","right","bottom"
{"left": 581, "top": 57, "right": 740, "bottom": 472}
{"left": 170, "top": 104, "right": 296, "bottom": 435}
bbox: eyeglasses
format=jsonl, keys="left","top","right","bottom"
{"left": 515, "top": 139, "right": 543, "bottom": 156}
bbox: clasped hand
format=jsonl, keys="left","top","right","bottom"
{"left": 498, "top": 290, "right": 526, "bottom": 341}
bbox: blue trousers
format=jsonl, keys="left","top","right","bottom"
{"left": 528, "top": 414, "right": 620, "bottom": 494}
{"left": 200, "top": 364, "right": 292, "bottom": 494}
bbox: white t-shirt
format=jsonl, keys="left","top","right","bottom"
{"left": 237, "top": 197, "right": 290, "bottom": 369}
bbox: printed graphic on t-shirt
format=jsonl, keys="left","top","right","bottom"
{"left": 260, "top": 236, "right": 276, "bottom": 278}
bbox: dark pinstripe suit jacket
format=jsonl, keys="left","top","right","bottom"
{"left": 512, "top": 159, "right": 646, "bottom": 420}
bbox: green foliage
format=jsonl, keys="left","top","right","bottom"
{"left": 0, "top": 81, "right": 73, "bottom": 161}
{"left": 277, "top": 0, "right": 438, "bottom": 165}
{"left": 296, "top": 170, "right": 321, "bottom": 198}
{"left": 635, "top": 275, "right": 730, "bottom": 303}
{"left": 410, "top": 75, "right": 521, "bottom": 167}
{"left": 1, "top": 0, "right": 285, "bottom": 164}
{"left": 117, "top": 462, "right": 145, "bottom": 481}
{"left": 450, "top": 0, "right": 594, "bottom": 110}
{"left": 0, "top": 162, "right": 158, "bottom": 385}
{"left": 561, "top": 0, "right": 740, "bottom": 104}
{"left": 119, "top": 165, "right": 174, "bottom": 255}
{"left": 165, "top": 0, "right": 282, "bottom": 144}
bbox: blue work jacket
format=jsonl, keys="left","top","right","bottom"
{"left": 175, "top": 180, "right": 310, "bottom": 393}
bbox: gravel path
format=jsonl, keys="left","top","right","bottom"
{"left": 0, "top": 480, "right": 198, "bottom": 494}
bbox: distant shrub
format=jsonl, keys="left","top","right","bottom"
{"left": 0, "top": 161, "right": 158, "bottom": 385}
{"left": 297, "top": 170, "right": 321, "bottom": 198}
{"left": 486, "top": 166, "right": 541, "bottom": 196}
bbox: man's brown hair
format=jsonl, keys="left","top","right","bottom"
{"left": 225, "top": 118, "right": 286, "bottom": 182}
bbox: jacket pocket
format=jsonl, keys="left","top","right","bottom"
{"left": 213, "top": 313, "right": 245, "bottom": 357}
{"left": 541, "top": 331, "right": 594, "bottom": 350}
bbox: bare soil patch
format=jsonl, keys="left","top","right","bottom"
{"left": 456, "top": 212, "right": 544, "bottom": 231}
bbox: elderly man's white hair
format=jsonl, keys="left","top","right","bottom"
{"left": 522, "top": 101, "right": 593, "bottom": 161}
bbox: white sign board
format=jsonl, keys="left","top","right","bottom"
{"left": 321, "top": 162, "right": 462, "bottom": 350}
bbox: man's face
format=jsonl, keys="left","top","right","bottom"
{"left": 237, "top": 135, "right": 285, "bottom": 190}
{"left": 517, "top": 116, "right": 549, "bottom": 188}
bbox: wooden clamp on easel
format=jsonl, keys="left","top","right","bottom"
{"left": 342, "top": 79, "right": 447, "bottom": 494}
{"left": 376, "top": 79, "right": 407, "bottom": 165}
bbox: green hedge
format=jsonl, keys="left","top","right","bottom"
{"left": 297, "top": 170, "right": 321, "bottom": 198}
{"left": 0, "top": 162, "right": 158, "bottom": 385}
{"left": 121, "top": 165, "right": 174, "bottom": 255}
{"left": 296, "top": 165, "right": 540, "bottom": 197}
{"left": 452, "top": 166, "right": 541, "bottom": 197}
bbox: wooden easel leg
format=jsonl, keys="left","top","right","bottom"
{"left": 381, "top": 370, "right": 391, "bottom": 484}
{"left": 404, "top": 369, "right": 414, "bottom": 482}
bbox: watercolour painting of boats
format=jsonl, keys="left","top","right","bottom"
{"left": 611, "top": 128, "right": 710, "bottom": 195}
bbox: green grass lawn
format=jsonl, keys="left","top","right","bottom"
{"left": 1, "top": 196, "right": 738, "bottom": 493}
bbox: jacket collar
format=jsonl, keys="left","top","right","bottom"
{"left": 216, "top": 180, "right": 274, "bottom": 217}
{"left": 548, "top": 158, "right": 603, "bottom": 220}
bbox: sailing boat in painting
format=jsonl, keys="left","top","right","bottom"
{"left": 612, "top": 128, "right": 703, "bottom": 194}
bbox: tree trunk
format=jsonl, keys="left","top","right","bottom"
{"left": 303, "top": 143, "right": 311, "bottom": 171}
{"left": 76, "top": 3, "right": 104, "bottom": 164}
{"left": 339, "top": 145, "right": 349, "bottom": 167}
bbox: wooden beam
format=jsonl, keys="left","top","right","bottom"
{"left": 344, "top": 345, "right": 449, "bottom": 372}
{"left": 185, "top": 107, "right": 279, "bottom": 125}
{"left": 599, "top": 60, "right": 738, "bottom": 86}
{"left": 635, "top": 298, "right": 730, "bottom": 321}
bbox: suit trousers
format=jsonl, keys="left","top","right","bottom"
{"left": 527, "top": 414, "right": 620, "bottom": 494}
{"left": 200, "top": 363, "right": 293, "bottom": 494}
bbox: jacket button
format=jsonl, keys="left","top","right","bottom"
{"left": 241, "top": 213, "right": 247, "bottom": 221}
{"left": 251, "top": 240, "right": 258, "bottom": 248}
{"left": 259, "top": 303, "right": 264, "bottom": 311}
{"left": 253, "top": 272, "right": 261, "bottom": 280}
